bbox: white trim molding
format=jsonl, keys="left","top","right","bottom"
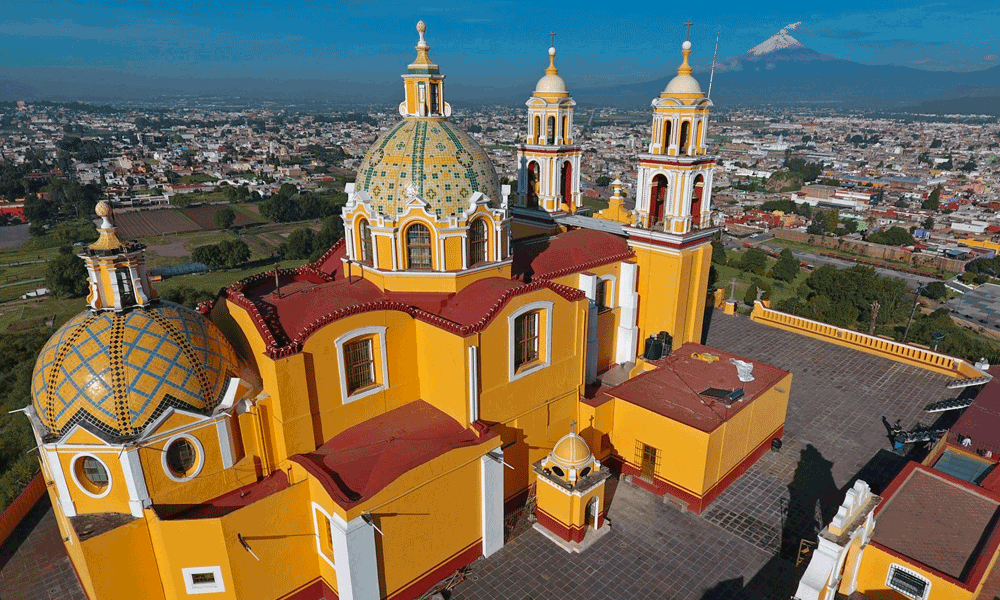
{"left": 46, "top": 450, "right": 77, "bottom": 517}
{"left": 119, "top": 448, "right": 151, "bottom": 517}
{"left": 69, "top": 453, "right": 113, "bottom": 499}
{"left": 182, "top": 566, "right": 226, "bottom": 595}
{"left": 311, "top": 502, "right": 337, "bottom": 570}
{"left": 161, "top": 433, "right": 206, "bottom": 483}
{"left": 334, "top": 325, "right": 390, "bottom": 404}
{"left": 481, "top": 450, "right": 504, "bottom": 557}
{"left": 507, "top": 301, "right": 554, "bottom": 382}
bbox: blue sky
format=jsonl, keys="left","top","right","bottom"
{"left": 1, "top": 0, "right": 997, "bottom": 89}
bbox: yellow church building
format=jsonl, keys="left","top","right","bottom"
{"left": 24, "top": 21, "right": 791, "bottom": 600}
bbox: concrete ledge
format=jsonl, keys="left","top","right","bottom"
{"left": 533, "top": 521, "right": 612, "bottom": 554}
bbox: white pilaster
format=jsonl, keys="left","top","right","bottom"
{"left": 331, "top": 515, "right": 380, "bottom": 600}
{"left": 578, "top": 273, "right": 599, "bottom": 384}
{"left": 119, "top": 447, "right": 151, "bottom": 517}
{"left": 45, "top": 450, "right": 77, "bottom": 517}
{"left": 216, "top": 418, "right": 235, "bottom": 469}
{"left": 481, "top": 451, "right": 504, "bottom": 557}
{"left": 616, "top": 262, "right": 640, "bottom": 364}
{"left": 468, "top": 345, "right": 480, "bottom": 423}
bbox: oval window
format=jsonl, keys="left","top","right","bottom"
{"left": 75, "top": 455, "right": 109, "bottom": 495}
{"left": 551, "top": 465, "right": 565, "bottom": 477}
{"left": 579, "top": 467, "right": 592, "bottom": 478}
{"left": 166, "top": 438, "right": 197, "bottom": 477}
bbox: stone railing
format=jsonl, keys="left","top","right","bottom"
{"left": 750, "top": 302, "right": 985, "bottom": 379}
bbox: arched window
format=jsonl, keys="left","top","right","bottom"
{"left": 358, "top": 219, "right": 373, "bottom": 266}
{"left": 679, "top": 121, "right": 691, "bottom": 154}
{"left": 691, "top": 174, "right": 706, "bottom": 227}
{"left": 696, "top": 120, "right": 704, "bottom": 154}
{"left": 526, "top": 161, "right": 540, "bottom": 209}
{"left": 560, "top": 161, "right": 572, "bottom": 207}
{"left": 562, "top": 115, "right": 569, "bottom": 143}
{"left": 663, "top": 121, "right": 672, "bottom": 152}
{"left": 468, "top": 219, "right": 488, "bottom": 266}
{"left": 547, "top": 116, "right": 556, "bottom": 145}
{"left": 406, "top": 223, "right": 432, "bottom": 270}
{"left": 533, "top": 116, "right": 541, "bottom": 144}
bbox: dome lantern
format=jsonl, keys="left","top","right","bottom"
{"left": 80, "top": 201, "right": 155, "bottom": 311}
{"left": 400, "top": 20, "right": 450, "bottom": 119}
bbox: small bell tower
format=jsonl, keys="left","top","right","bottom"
{"left": 516, "top": 34, "right": 581, "bottom": 213}
{"left": 80, "top": 201, "right": 155, "bottom": 311}
{"left": 399, "top": 20, "right": 451, "bottom": 119}
{"left": 635, "top": 27, "right": 715, "bottom": 234}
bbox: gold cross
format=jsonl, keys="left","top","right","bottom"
{"left": 549, "top": 31, "right": 556, "bottom": 47}
{"left": 684, "top": 21, "right": 694, "bottom": 40}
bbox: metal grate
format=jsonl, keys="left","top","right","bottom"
{"left": 166, "top": 439, "right": 197, "bottom": 475}
{"left": 359, "top": 219, "right": 373, "bottom": 266}
{"left": 635, "top": 441, "right": 658, "bottom": 484}
{"left": 888, "top": 566, "right": 928, "bottom": 599}
{"left": 345, "top": 338, "right": 375, "bottom": 394}
{"left": 468, "top": 219, "right": 488, "bottom": 266}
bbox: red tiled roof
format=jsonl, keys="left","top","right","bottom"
{"left": 290, "top": 401, "right": 496, "bottom": 509}
{"left": 606, "top": 343, "right": 789, "bottom": 433}
{"left": 949, "top": 367, "right": 1000, "bottom": 459}
{"left": 873, "top": 464, "right": 1000, "bottom": 584}
{"left": 512, "top": 228, "right": 633, "bottom": 281}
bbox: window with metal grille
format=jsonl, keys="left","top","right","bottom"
{"left": 406, "top": 223, "right": 432, "bottom": 270}
{"left": 344, "top": 338, "right": 375, "bottom": 394}
{"left": 166, "top": 439, "right": 197, "bottom": 476}
{"left": 469, "top": 219, "right": 488, "bottom": 266}
{"left": 359, "top": 219, "right": 373, "bottom": 266}
{"left": 116, "top": 267, "right": 135, "bottom": 306}
{"left": 888, "top": 566, "right": 928, "bottom": 599}
{"left": 514, "top": 311, "right": 539, "bottom": 370}
{"left": 595, "top": 279, "right": 608, "bottom": 312}
{"left": 191, "top": 573, "right": 216, "bottom": 585}
{"left": 635, "top": 441, "right": 658, "bottom": 483}
{"left": 82, "top": 456, "right": 108, "bottom": 487}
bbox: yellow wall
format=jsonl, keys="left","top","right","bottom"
{"left": 51, "top": 448, "right": 132, "bottom": 515}
{"left": 77, "top": 518, "right": 165, "bottom": 600}
{"left": 632, "top": 240, "right": 711, "bottom": 348}
{"left": 853, "top": 543, "right": 974, "bottom": 600}
{"left": 609, "top": 399, "right": 710, "bottom": 496}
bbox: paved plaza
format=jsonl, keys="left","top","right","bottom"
{"left": 0, "top": 311, "right": 956, "bottom": 600}
{"left": 450, "top": 311, "right": 952, "bottom": 600}
{"left": 947, "top": 280, "right": 1000, "bottom": 331}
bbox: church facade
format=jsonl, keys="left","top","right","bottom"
{"left": 25, "top": 22, "right": 790, "bottom": 600}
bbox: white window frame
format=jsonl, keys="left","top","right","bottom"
{"left": 69, "top": 453, "right": 113, "bottom": 499}
{"left": 597, "top": 274, "right": 617, "bottom": 312}
{"left": 311, "top": 503, "right": 337, "bottom": 570}
{"left": 161, "top": 433, "right": 205, "bottom": 483}
{"left": 182, "top": 566, "right": 225, "bottom": 595}
{"left": 335, "top": 326, "right": 389, "bottom": 404}
{"left": 508, "top": 301, "right": 553, "bottom": 382}
{"left": 886, "top": 563, "right": 931, "bottom": 600}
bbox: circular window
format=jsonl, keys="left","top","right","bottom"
{"left": 550, "top": 465, "right": 565, "bottom": 478}
{"left": 163, "top": 437, "right": 201, "bottom": 480}
{"left": 72, "top": 454, "right": 111, "bottom": 498}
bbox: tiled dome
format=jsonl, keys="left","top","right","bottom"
{"left": 356, "top": 120, "right": 501, "bottom": 218}
{"left": 31, "top": 302, "right": 239, "bottom": 443}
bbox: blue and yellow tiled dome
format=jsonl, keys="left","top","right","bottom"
{"left": 31, "top": 301, "right": 240, "bottom": 442}
{"left": 356, "top": 120, "right": 501, "bottom": 218}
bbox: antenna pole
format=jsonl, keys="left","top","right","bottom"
{"left": 708, "top": 31, "right": 719, "bottom": 100}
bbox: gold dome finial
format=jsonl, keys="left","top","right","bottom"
{"left": 678, "top": 40, "right": 693, "bottom": 77}
{"left": 95, "top": 200, "right": 111, "bottom": 218}
{"left": 416, "top": 20, "right": 427, "bottom": 47}
{"left": 546, "top": 31, "right": 558, "bottom": 75}
{"left": 88, "top": 200, "right": 125, "bottom": 252}
{"left": 409, "top": 19, "right": 437, "bottom": 70}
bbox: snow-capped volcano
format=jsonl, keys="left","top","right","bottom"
{"left": 747, "top": 22, "right": 805, "bottom": 56}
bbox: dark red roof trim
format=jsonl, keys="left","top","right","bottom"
{"left": 533, "top": 250, "right": 636, "bottom": 282}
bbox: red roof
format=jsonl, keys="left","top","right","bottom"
{"left": 606, "top": 342, "right": 789, "bottom": 432}
{"left": 156, "top": 471, "right": 290, "bottom": 520}
{"left": 948, "top": 367, "right": 1000, "bottom": 459}
{"left": 290, "top": 401, "right": 495, "bottom": 509}
{"left": 512, "top": 228, "right": 632, "bottom": 281}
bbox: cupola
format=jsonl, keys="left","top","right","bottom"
{"left": 80, "top": 201, "right": 154, "bottom": 311}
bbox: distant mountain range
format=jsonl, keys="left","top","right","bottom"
{"left": 2, "top": 25, "right": 999, "bottom": 111}
{"left": 572, "top": 26, "right": 1000, "bottom": 109}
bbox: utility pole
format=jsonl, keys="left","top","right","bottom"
{"left": 868, "top": 300, "right": 880, "bottom": 336}
{"left": 902, "top": 286, "right": 925, "bottom": 343}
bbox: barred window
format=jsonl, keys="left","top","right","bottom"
{"left": 406, "top": 223, "right": 432, "bottom": 270}
{"left": 469, "top": 219, "right": 488, "bottom": 266}
{"left": 359, "top": 219, "right": 373, "bottom": 266}
{"left": 344, "top": 338, "right": 375, "bottom": 394}
{"left": 514, "top": 311, "right": 539, "bottom": 370}
{"left": 888, "top": 566, "right": 929, "bottom": 599}
{"left": 81, "top": 456, "right": 108, "bottom": 487}
{"left": 165, "top": 439, "right": 197, "bottom": 477}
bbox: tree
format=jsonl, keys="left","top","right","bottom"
{"left": 868, "top": 226, "right": 914, "bottom": 247}
{"left": 45, "top": 246, "right": 88, "bottom": 298}
{"left": 161, "top": 285, "right": 215, "bottom": 308}
{"left": 743, "top": 280, "right": 772, "bottom": 305}
{"left": 844, "top": 219, "right": 858, "bottom": 234}
{"left": 213, "top": 207, "right": 236, "bottom": 230}
{"left": 823, "top": 208, "right": 840, "bottom": 232}
{"left": 922, "top": 185, "right": 941, "bottom": 210}
{"left": 595, "top": 176, "right": 611, "bottom": 187}
{"left": 922, "top": 281, "right": 948, "bottom": 300}
{"left": 960, "top": 159, "right": 977, "bottom": 172}
{"left": 739, "top": 248, "right": 768, "bottom": 276}
{"left": 921, "top": 217, "right": 934, "bottom": 230}
{"left": 770, "top": 248, "right": 800, "bottom": 282}
{"left": 711, "top": 240, "right": 727, "bottom": 265}
{"left": 281, "top": 228, "right": 316, "bottom": 260}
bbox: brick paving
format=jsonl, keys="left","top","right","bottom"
{"left": 0, "top": 496, "right": 87, "bottom": 600}
{"left": 451, "top": 312, "right": 954, "bottom": 600}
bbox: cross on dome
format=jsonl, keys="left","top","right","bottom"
{"left": 684, "top": 21, "right": 694, "bottom": 41}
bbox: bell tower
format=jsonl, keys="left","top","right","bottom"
{"left": 516, "top": 35, "right": 581, "bottom": 214}
{"left": 634, "top": 32, "right": 715, "bottom": 234}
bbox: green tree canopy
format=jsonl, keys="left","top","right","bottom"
{"left": 45, "top": 246, "right": 88, "bottom": 297}
{"left": 213, "top": 207, "right": 236, "bottom": 230}
{"left": 770, "top": 248, "right": 800, "bottom": 282}
{"left": 739, "top": 248, "right": 768, "bottom": 276}
{"left": 868, "top": 226, "right": 914, "bottom": 247}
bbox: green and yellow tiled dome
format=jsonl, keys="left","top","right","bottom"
{"left": 356, "top": 120, "right": 501, "bottom": 218}
{"left": 31, "top": 302, "right": 240, "bottom": 443}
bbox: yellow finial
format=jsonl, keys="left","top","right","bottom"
{"left": 546, "top": 33, "right": 559, "bottom": 76}
{"left": 89, "top": 200, "right": 125, "bottom": 251}
{"left": 677, "top": 40, "right": 693, "bottom": 77}
{"left": 409, "top": 19, "right": 438, "bottom": 71}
